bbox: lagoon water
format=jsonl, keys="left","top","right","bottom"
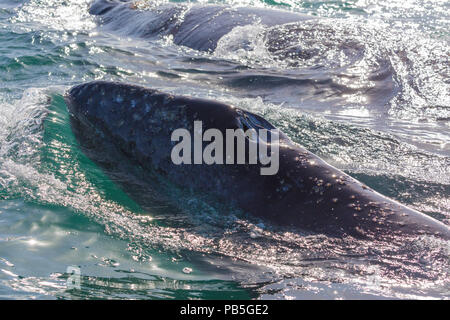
{"left": 0, "top": 0, "right": 449, "bottom": 299}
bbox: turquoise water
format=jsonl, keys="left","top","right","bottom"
{"left": 0, "top": 0, "right": 449, "bottom": 299}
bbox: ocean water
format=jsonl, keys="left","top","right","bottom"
{"left": 0, "top": 0, "right": 449, "bottom": 299}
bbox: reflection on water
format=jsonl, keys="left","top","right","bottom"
{"left": 0, "top": 0, "right": 449, "bottom": 299}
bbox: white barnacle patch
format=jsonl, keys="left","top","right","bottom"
{"left": 116, "top": 95, "right": 124, "bottom": 103}
{"left": 130, "top": 100, "right": 137, "bottom": 108}
{"left": 182, "top": 267, "right": 192, "bottom": 274}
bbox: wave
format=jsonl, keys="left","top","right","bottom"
{"left": 0, "top": 0, "right": 448, "bottom": 299}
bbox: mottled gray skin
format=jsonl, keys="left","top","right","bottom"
{"left": 89, "top": 0, "right": 313, "bottom": 52}
{"left": 66, "top": 81, "right": 450, "bottom": 241}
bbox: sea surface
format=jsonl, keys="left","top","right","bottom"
{"left": 0, "top": 0, "right": 449, "bottom": 299}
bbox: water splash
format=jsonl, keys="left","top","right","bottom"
{"left": 0, "top": 0, "right": 449, "bottom": 299}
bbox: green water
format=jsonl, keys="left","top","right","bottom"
{"left": 0, "top": 0, "right": 449, "bottom": 299}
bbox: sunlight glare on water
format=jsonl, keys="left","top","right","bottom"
{"left": 0, "top": 0, "right": 448, "bottom": 299}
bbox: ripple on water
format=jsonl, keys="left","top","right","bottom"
{"left": 0, "top": 0, "right": 448, "bottom": 299}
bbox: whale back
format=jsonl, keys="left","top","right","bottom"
{"left": 89, "top": 0, "right": 312, "bottom": 51}
{"left": 66, "top": 81, "right": 282, "bottom": 212}
{"left": 66, "top": 81, "right": 450, "bottom": 240}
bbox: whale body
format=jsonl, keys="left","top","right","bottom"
{"left": 89, "top": 0, "right": 313, "bottom": 53}
{"left": 66, "top": 81, "right": 450, "bottom": 241}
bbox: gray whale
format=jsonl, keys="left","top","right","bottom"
{"left": 89, "top": 0, "right": 313, "bottom": 53}
{"left": 66, "top": 81, "right": 450, "bottom": 241}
